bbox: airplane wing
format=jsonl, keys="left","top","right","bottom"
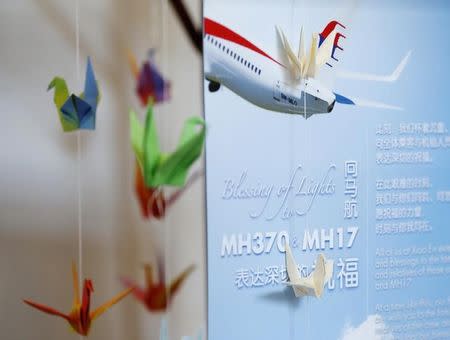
{"left": 334, "top": 92, "right": 403, "bottom": 111}
{"left": 337, "top": 51, "right": 411, "bottom": 82}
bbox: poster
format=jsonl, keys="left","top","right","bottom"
{"left": 203, "top": 1, "right": 450, "bottom": 339}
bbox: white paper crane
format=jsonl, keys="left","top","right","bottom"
{"left": 277, "top": 26, "right": 337, "bottom": 80}
{"left": 285, "top": 243, "right": 334, "bottom": 298}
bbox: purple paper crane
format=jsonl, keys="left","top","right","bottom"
{"left": 128, "top": 49, "right": 171, "bottom": 106}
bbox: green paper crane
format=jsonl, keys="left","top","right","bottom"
{"left": 130, "top": 102, "right": 206, "bottom": 188}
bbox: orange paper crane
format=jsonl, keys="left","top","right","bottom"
{"left": 121, "top": 259, "right": 195, "bottom": 312}
{"left": 23, "top": 263, "right": 134, "bottom": 336}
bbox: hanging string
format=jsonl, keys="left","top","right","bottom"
{"left": 75, "top": 0, "right": 83, "bottom": 325}
{"left": 288, "top": 2, "right": 296, "bottom": 340}
{"left": 148, "top": 2, "right": 157, "bottom": 338}
{"left": 160, "top": 0, "right": 171, "bottom": 337}
{"left": 304, "top": 4, "right": 311, "bottom": 337}
{"left": 147, "top": 0, "right": 171, "bottom": 337}
{"left": 365, "top": 126, "right": 369, "bottom": 317}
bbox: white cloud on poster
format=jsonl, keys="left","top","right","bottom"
{"left": 340, "top": 314, "right": 393, "bottom": 340}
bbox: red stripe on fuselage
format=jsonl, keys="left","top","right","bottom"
{"left": 204, "top": 17, "right": 285, "bottom": 68}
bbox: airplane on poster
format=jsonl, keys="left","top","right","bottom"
{"left": 203, "top": 17, "right": 411, "bottom": 118}
{"left": 285, "top": 243, "right": 333, "bottom": 298}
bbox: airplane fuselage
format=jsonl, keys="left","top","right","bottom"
{"left": 204, "top": 18, "right": 336, "bottom": 118}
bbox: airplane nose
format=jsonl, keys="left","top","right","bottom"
{"left": 327, "top": 100, "right": 336, "bottom": 113}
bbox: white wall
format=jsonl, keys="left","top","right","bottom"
{"left": 0, "top": 0, "right": 205, "bottom": 339}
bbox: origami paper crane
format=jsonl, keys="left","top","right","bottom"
{"left": 23, "top": 263, "right": 134, "bottom": 336}
{"left": 121, "top": 260, "right": 195, "bottom": 312}
{"left": 129, "top": 102, "right": 206, "bottom": 188}
{"left": 48, "top": 57, "right": 100, "bottom": 132}
{"left": 134, "top": 161, "right": 203, "bottom": 219}
{"left": 128, "top": 50, "right": 171, "bottom": 106}
{"left": 285, "top": 243, "right": 333, "bottom": 298}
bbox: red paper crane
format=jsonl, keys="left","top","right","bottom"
{"left": 134, "top": 161, "right": 202, "bottom": 220}
{"left": 24, "top": 263, "right": 134, "bottom": 336}
{"left": 122, "top": 259, "right": 195, "bottom": 312}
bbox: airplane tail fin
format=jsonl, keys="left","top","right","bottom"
{"left": 318, "top": 20, "right": 346, "bottom": 67}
